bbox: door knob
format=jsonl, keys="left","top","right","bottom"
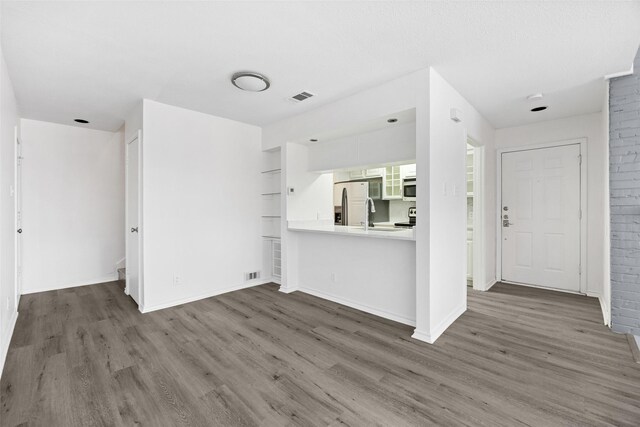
{"left": 131, "top": 227, "right": 138, "bottom": 233}
{"left": 17, "top": 228, "right": 22, "bottom": 234}
{"left": 502, "top": 220, "right": 513, "bottom": 227}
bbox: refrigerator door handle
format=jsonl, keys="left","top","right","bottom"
{"left": 341, "top": 187, "right": 348, "bottom": 226}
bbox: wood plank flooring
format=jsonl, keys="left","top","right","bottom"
{"left": 1, "top": 282, "right": 639, "bottom": 426}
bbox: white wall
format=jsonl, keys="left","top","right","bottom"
{"left": 296, "top": 233, "right": 416, "bottom": 325}
{"left": 263, "top": 71, "right": 426, "bottom": 151}
{"left": 0, "top": 40, "right": 19, "bottom": 375}
{"left": 307, "top": 121, "right": 416, "bottom": 172}
{"left": 494, "top": 112, "right": 606, "bottom": 298}
{"left": 287, "top": 143, "right": 333, "bottom": 222}
{"left": 140, "top": 99, "right": 262, "bottom": 311}
{"left": 414, "top": 69, "right": 496, "bottom": 342}
{"left": 124, "top": 101, "right": 143, "bottom": 143}
{"left": 20, "top": 120, "right": 124, "bottom": 293}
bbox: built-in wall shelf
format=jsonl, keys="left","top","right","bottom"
{"left": 261, "top": 148, "right": 283, "bottom": 283}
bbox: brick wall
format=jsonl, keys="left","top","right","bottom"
{"left": 610, "top": 47, "right": 640, "bottom": 335}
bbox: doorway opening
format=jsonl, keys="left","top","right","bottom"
{"left": 466, "top": 137, "right": 485, "bottom": 291}
{"left": 125, "top": 130, "right": 143, "bottom": 308}
{"left": 466, "top": 142, "right": 474, "bottom": 287}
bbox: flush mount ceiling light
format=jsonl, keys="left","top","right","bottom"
{"left": 74, "top": 119, "right": 89, "bottom": 124}
{"left": 531, "top": 106, "right": 548, "bottom": 112}
{"left": 231, "top": 71, "right": 270, "bottom": 92}
{"left": 387, "top": 118, "right": 398, "bottom": 123}
{"left": 527, "top": 93, "right": 544, "bottom": 101}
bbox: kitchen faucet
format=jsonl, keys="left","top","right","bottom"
{"left": 363, "top": 197, "right": 376, "bottom": 231}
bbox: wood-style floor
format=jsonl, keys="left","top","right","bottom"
{"left": 2, "top": 282, "right": 639, "bottom": 426}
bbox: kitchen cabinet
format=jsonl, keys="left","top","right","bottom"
{"left": 349, "top": 168, "right": 383, "bottom": 180}
{"left": 400, "top": 163, "right": 416, "bottom": 179}
{"left": 349, "top": 169, "right": 365, "bottom": 179}
{"left": 365, "top": 168, "right": 383, "bottom": 178}
{"left": 383, "top": 166, "right": 402, "bottom": 199}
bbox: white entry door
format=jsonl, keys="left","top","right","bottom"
{"left": 501, "top": 144, "right": 581, "bottom": 292}
{"left": 126, "top": 134, "right": 141, "bottom": 304}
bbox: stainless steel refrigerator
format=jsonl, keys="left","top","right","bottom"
{"left": 333, "top": 181, "right": 368, "bottom": 226}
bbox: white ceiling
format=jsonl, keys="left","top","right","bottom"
{"left": 2, "top": 1, "right": 639, "bottom": 132}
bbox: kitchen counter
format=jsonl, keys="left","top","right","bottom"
{"left": 288, "top": 221, "right": 415, "bottom": 241}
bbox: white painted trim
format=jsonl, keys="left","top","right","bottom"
{"left": 0, "top": 311, "right": 18, "bottom": 378}
{"left": 466, "top": 136, "right": 486, "bottom": 292}
{"left": 115, "top": 257, "right": 126, "bottom": 270}
{"left": 496, "top": 138, "right": 588, "bottom": 294}
{"left": 139, "top": 280, "right": 269, "bottom": 313}
{"left": 483, "top": 279, "right": 498, "bottom": 291}
{"left": 14, "top": 127, "right": 21, "bottom": 300}
{"left": 412, "top": 302, "right": 467, "bottom": 344}
{"left": 297, "top": 287, "right": 416, "bottom": 327}
{"left": 604, "top": 64, "right": 634, "bottom": 80}
{"left": 587, "top": 292, "right": 611, "bottom": 326}
{"left": 21, "top": 273, "right": 119, "bottom": 294}
{"left": 125, "top": 130, "right": 144, "bottom": 306}
{"left": 278, "top": 285, "right": 297, "bottom": 294}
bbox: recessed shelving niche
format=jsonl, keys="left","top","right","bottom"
{"left": 261, "top": 148, "right": 282, "bottom": 283}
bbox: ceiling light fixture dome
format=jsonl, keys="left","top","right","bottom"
{"left": 231, "top": 71, "right": 270, "bottom": 92}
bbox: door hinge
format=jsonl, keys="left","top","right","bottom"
{"left": 579, "top": 264, "right": 582, "bottom": 275}
{"left": 579, "top": 209, "right": 582, "bottom": 219}
{"left": 578, "top": 154, "right": 582, "bottom": 165}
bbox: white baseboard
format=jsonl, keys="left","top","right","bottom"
{"left": 0, "top": 310, "right": 19, "bottom": 378}
{"left": 278, "top": 285, "right": 298, "bottom": 294}
{"left": 297, "top": 287, "right": 416, "bottom": 327}
{"left": 483, "top": 279, "right": 498, "bottom": 291}
{"left": 412, "top": 303, "right": 466, "bottom": 344}
{"left": 22, "top": 273, "right": 119, "bottom": 294}
{"left": 139, "top": 280, "right": 269, "bottom": 313}
{"left": 591, "top": 295, "right": 610, "bottom": 326}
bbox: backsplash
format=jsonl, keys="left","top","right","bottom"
{"left": 389, "top": 200, "right": 416, "bottom": 223}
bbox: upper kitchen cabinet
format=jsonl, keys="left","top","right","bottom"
{"left": 383, "top": 166, "right": 402, "bottom": 199}
{"left": 400, "top": 164, "right": 416, "bottom": 178}
{"left": 349, "top": 168, "right": 383, "bottom": 180}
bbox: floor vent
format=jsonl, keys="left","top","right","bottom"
{"left": 290, "top": 91, "right": 315, "bottom": 102}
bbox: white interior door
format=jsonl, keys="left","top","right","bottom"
{"left": 126, "top": 135, "right": 141, "bottom": 304}
{"left": 501, "top": 144, "right": 581, "bottom": 292}
{"left": 15, "top": 131, "right": 22, "bottom": 297}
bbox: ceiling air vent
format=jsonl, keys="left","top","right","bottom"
{"left": 290, "top": 91, "right": 315, "bottom": 103}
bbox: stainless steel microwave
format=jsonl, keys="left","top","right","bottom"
{"left": 403, "top": 178, "right": 416, "bottom": 201}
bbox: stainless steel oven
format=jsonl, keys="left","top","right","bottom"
{"left": 403, "top": 178, "right": 416, "bottom": 201}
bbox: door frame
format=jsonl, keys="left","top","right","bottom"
{"left": 495, "top": 138, "right": 588, "bottom": 294}
{"left": 13, "top": 126, "right": 21, "bottom": 304}
{"left": 125, "top": 130, "right": 144, "bottom": 308}
{"left": 466, "top": 136, "right": 486, "bottom": 291}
